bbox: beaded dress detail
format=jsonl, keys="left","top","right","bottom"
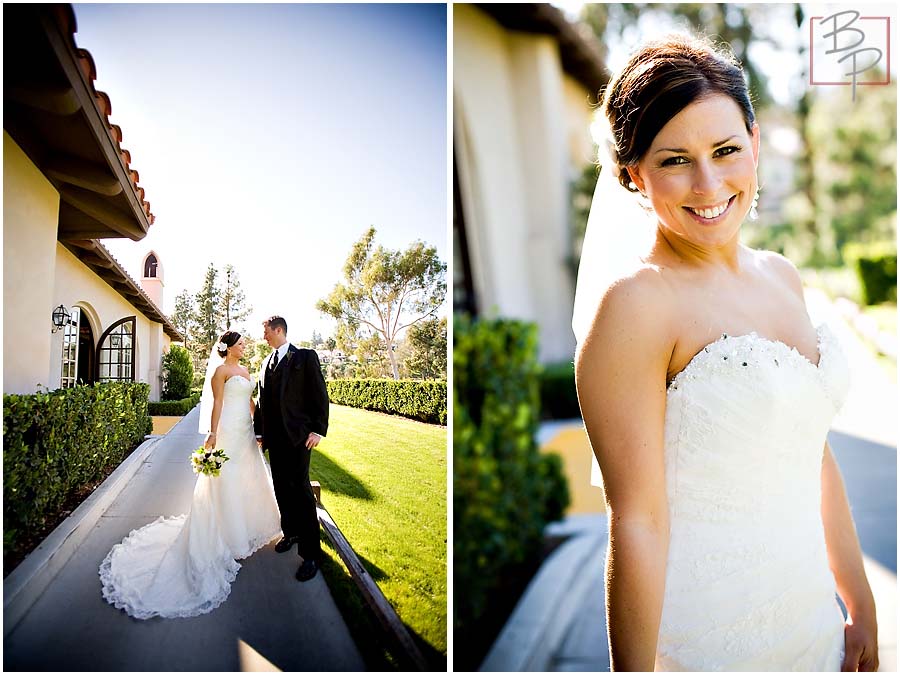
{"left": 99, "top": 375, "right": 281, "bottom": 619}
{"left": 656, "top": 323, "right": 849, "bottom": 671}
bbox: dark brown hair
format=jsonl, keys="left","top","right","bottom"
{"left": 264, "top": 315, "right": 288, "bottom": 335}
{"left": 602, "top": 33, "right": 756, "bottom": 192}
{"left": 216, "top": 331, "right": 241, "bottom": 357}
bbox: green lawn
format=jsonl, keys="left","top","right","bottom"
{"left": 311, "top": 405, "right": 447, "bottom": 670}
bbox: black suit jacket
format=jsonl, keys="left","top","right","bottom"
{"left": 254, "top": 345, "right": 329, "bottom": 448}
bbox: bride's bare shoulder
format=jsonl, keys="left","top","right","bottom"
{"left": 577, "top": 264, "right": 675, "bottom": 365}
{"left": 749, "top": 247, "right": 804, "bottom": 298}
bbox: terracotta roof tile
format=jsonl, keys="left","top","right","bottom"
{"left": 57, "top": 5, "right": 155, "bottom": 225}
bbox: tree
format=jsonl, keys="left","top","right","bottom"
{"left": 404, "top": 316, "right": 447, "bottom": 380}
{"left": 161, "top": 345, "right": 194, "bottom": 400}
{"left": 317, "top": 227, "right": 447, "bottom": 379}
{"left": 250, "top": 340, "right": 273, "bottom": 374}
{"left": 193, "top": 263, "right": 222, "bottom": 363}
{"left": 219, "top": 264, "right": 252, "bottom": 330}
{"left": 170, "top": 290, "right": 195, "bottom": 352}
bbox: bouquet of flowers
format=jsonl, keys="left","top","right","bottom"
{"left": 190, "top": 446, "right": 230, "bottom": 477}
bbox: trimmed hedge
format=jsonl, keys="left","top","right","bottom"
{"left": 453, "top": 315, "right": 570, "bottom": 641}
{"left": 148, "top": 393, "right": 201, "bottom": 416}
{"left": 539, "top": 361, "right": 580, "bottom": 420}
{"left": 845, "top": 243, "right": 897, "bottom": 306}
{"left": 326, "top": 379, "right": 446, "bottom": 425}
{"left": 161, "top": 345, "right": 194, "bottom": 400}
{"left": 3, "top": 382, "right": 151, "bottom": 557}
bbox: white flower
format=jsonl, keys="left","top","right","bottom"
{"left": 216, "top": 341, "right": 228, "bottom": 352}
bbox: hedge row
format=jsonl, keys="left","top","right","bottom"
{"left": 453, "top": 315, "right": 569, "bottom": 641}
{"left": 3, "top": 382, "right": 151, "bottom": 556}
{"left": 539, "top": 361, "right": 580, "bottom": 420}
{"left": 326, "top": 379, "right": 446, "bottom": 425}
{"left": 148, "top": 393, "right": 201, "bottom": 416}
{"left": 845, "top": 243, "right": 897, "bottom": 306}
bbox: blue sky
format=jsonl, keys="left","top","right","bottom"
{"left": 74, "top": 3, "right": 447, "bottom": 343}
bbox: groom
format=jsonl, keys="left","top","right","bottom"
{"left": 254, "top": 315, "right": 329, "bottom": 581}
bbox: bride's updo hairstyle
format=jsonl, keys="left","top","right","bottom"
{"left": 602, "top": 33, "right": 756, "bottom": 192}
{"left": 216, "top": 331, "right": 241, "bottom": 357}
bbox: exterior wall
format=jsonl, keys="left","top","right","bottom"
{"left": 454, "top": 4, "right": 534, "bottom": 323}
{"left": 51, "top": 244, "right": 165, "bottom": 400}
{"left": 141, "top": 277, "right": 163, "bottom": 312}
{"left": 454, "top": 5, "right": 593, "bottom": 362}
{"left": 561, "top": 74, "right": 598, "bottom": 170}
{"left": 3, "top": 131, "right": 60, "bottom": 394}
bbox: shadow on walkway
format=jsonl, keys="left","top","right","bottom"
{"left": 4, "top": 410, "right": 365, "bottom": 671}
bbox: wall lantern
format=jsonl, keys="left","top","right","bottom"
{"left": 51, "top": 305, "right": 71, "bottom": 333}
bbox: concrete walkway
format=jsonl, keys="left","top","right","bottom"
{"left": 492, "top": 289, "right": 897, "bottom": 672}
{"left": 3, "top": 408, "right": 365, "bottom": 671}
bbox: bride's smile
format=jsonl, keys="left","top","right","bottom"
{"left": 627, "top": 94, "right": 759, "bottom": 250}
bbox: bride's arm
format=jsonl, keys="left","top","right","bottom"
{"left": 821, "top": 442, "right": 879, "bottom": 671}
{"left": 205, "top": 369, "right": 226, "bottom": 449}
{"left": 575, "top": 272, "right": 673, "bottom": 672}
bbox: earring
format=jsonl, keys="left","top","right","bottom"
{"left": 749, "top": 188, "right": 759, "bottom": 220}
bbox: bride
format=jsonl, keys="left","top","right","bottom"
{"left": 99, "top": 331, "right": 281, "bottom": 619}
{"left": 572, "top": 34, "right": 878, "bottom": 671}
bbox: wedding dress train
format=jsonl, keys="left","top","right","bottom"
{"left": 99, "top": 375, "right": 281, "bottom": 619}
{"left": 655, "top": 323, "right": 849, "bottom": 670}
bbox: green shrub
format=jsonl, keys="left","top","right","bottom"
{"left": 161, "top": 345, "right": 194, "bottom": 400}
{"left": 148, "top": 393, "right": 201, "bottom": 416}
{"left": 326, "top": 379, "right": 446, "bottom": 425}
{"left": 844, "top": 242, "right": 897, "bottom": 305}
{"left": 3, "top": 382, "right": 151, "bottom": 560}
{"left": 453, "top": 315, "right": 570, "bottom": 639}
{"left": 538, "top": 361, "right": 580, "bottom": 419}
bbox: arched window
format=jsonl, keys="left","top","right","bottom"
{"left": 60, "top": 306, "right": 81, "bottom": 388}
{"left": 96, "top": 317, "right": 136, "bottom": 382}
{"left": 144, "top": 253, "right": 158, "bottom": 278}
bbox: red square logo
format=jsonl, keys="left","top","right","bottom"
{"left": 810, "top": 11, "right": 891, "bottom": 98}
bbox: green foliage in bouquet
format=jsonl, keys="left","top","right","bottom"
{"left": 453, "top": 316, "right": 570, "bottom": 642}
{"left": 190, "top": 446, "right": 230, "bottom": 477}
{"left": 3, "top": 382, "right": 151, "bottom": 561}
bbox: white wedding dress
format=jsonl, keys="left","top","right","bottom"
{"left": 99, "top": 375, "right": 281, "bottom": 619}
{"left": 653, "top": 323, "right": 849, "bottom": 670}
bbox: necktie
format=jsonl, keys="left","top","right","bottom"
{"left": 270, "top": 350, "right": 279, "bottom": 370}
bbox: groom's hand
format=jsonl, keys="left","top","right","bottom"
{"left": 305, "top": 432, "right": 322, "bottom": 450}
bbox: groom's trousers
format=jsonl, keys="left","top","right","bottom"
{"left": 268, "top": 428, "right": 322, "bottom": 562}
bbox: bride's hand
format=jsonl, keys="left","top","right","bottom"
{"left": 842, "top": 614, "right": 878, "bottom": 671}
{"left": 204, "top": 432, "right": 216, "bottom": 450}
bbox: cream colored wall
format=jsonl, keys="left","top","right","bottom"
{"left": 454, "top": 6, "right": 594, "bottom": 362}
{"left": 454, "top": 4, "right": 534, "bottom": 323}
{"left": 51, "top": 244, "right": 165, "bottom": 400}
{"left": 3, "top": 132, "right": 60, "bottom": 394}
{"left": 562, "top": 74, "right": 599, "bottom": 170}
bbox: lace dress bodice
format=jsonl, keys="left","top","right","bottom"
{"left": 656, "top": 323, "right": 849, "bottom": 670}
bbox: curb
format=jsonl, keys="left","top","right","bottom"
{"left": 480, "top": 517, "right": 608, "bottom": 672}
{"left": 3, "top": 422, "right": 175, "bottom": 637}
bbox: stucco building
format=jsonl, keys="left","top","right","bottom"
{"left": 4, "top": 4, "right": 181, "bottom": 400}
{"left": 453, "top": 4, "right": 607, "bottom": 363}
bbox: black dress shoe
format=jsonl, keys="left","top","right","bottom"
{"left": 295, "top": 559, "right": 318, "bottom": 582}
{"left": 275, "top": 536, "right": 298, "bottom": 553}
